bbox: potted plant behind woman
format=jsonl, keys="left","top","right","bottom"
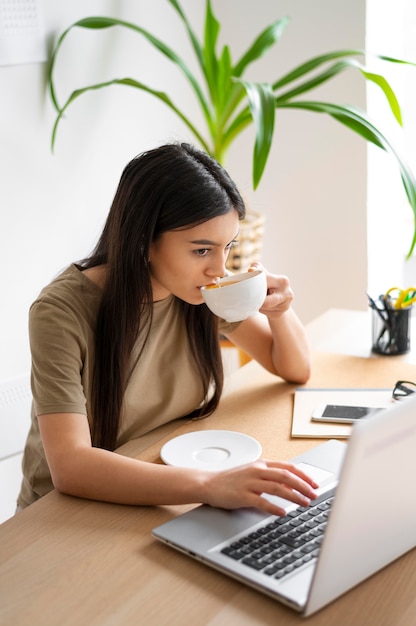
{"left": 48, "top": 0, "right": 416, "bottom": 267}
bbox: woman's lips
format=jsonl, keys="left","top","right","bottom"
{"left": 199, "top": 278, "right": 220, "bottom": 289}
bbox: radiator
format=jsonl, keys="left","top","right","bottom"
{"left": 0, "top": 375, "right": 31, "bottom": 460}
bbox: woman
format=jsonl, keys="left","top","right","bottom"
{"left": 18, "top": 143, "right": 317, "bottom": 515}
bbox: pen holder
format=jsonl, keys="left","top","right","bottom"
{"left": 371, "top": 304, "right": 412, "bottom": 356}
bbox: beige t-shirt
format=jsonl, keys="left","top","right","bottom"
{"left": 18, "top": 264, "right": 238, "bottom": 508}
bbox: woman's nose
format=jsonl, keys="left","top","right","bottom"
{"left": 206, "top": 253, "right": 227, "bottom": 278}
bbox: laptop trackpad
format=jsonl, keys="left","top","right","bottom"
{"left": 296, "top": 462, "right": 335, "bottom": 485}
{"left": 262, "top": 462, "right": 337, "bottom": 511}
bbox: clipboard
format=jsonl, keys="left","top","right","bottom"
{"left": 291, "top": 388, "right": 392, "bottom": 438}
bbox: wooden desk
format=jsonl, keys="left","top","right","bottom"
{"left": 1, "top": 350, "right": 416, "bottom": 625}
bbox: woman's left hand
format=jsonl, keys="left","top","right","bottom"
{"left": 249, "top": 262, "right": 294, "bottom": 319}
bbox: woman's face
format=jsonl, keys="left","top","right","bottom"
{"left": 149, "top": 210, "right": 240, "bottom": 304}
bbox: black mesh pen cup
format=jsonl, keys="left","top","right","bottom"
{"left": 371, "top": 304, "right": 412, "bottom": 355}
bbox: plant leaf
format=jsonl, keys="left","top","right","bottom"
{"left": 274, "top": 58, "right": 404, "bottom": 127}
{"left": 272, "top": 51, "right": 416, "bottom": 127}
{"left": 360, "top": 69, "right": 402, "bottom": 125}
{"left": 272, "top": 49, "right": 365, "bottom": 90}
{"left": 233, "top": 17, "right": 290, "bottom": 77}
{"left": 215, "top": 45, "right": 233, "bottom": 120}
{"left": 279, "top": 101, "right": 416, "bottom": 256}
{"left": 48, "top": 16, "right": 212, "bottom": 130}
{"left": 238, "top": 81, "right": 276, "bottom": 189}
{"left": 203, "top": 0, "right": 221, "bottom": 107}
{"left": 377, "top": 54, "right": 416, "bottom": 68}
{"left": 75, "top": 17, "right": 123, "bottom": 29}
{"left": 47, "top": 2, "right": 416, "bottom": 251}
{"left": 273, "top": 49, "right": 416, "bottom": 90}
{"left": 51, "top": 78, "right": 210, "bottom": 154}
{"left": 274, "top": 60, "right": 354, "bottom": 102}
{"left": 166, "top": 0, "right": 204, "bottom": 68}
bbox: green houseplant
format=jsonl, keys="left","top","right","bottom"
{"left": 48, "top": 0, "right": 416, "bottom": 261}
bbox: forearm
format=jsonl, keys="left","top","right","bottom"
{"left": 268, "top": 308, "right": 311, "bottom": 383}
{"left": 225, "top": 308, "right": 310, "bottom": 383}
{"left": 237, "top": 266, "right": 311, "bottom": 383}
{"left": 53, "top": 447, "right": 319, "bottom": 516}
{"left": 52, "top": 446, "right": 208, "bottom": 506}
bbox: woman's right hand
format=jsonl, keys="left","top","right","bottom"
{"left": 201, "top": 459, "right": 319, "bottom": 516}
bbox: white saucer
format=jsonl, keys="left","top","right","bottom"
{"left": 160, "top": 430, "right": 262, "bottom": 471}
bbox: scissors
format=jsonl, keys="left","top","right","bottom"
{"left": 384, "top": 286, "right": 416, "bottom": 309}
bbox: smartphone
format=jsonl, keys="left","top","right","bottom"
{"left": 311, "top": 403, "right": 384, "bottom": 424}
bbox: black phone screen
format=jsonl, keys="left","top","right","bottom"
{"left": 322, "top": 405, "right": 381, "bottom": 419}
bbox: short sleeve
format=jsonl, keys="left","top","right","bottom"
{"left": 29, "top": 299, "right": 88, "bottom": 416}
{"left": 218, "top": 318, "right": 242, "bottom": 336}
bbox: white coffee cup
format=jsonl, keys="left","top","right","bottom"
{"left": 200, "top": 270, "right": 267, "bottom": 322}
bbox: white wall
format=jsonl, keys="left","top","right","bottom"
{"left": 1, "top": 0, "right": 376, "bottom": 384}
{"left": 221, "top": 0, "right": 368, "bottom": 324}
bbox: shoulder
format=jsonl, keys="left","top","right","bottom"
{"left": 34, "top": 264, "right": 100, "bottom": 303}
{"left": 29, "top": 264, "right": 102, "bottom": 341}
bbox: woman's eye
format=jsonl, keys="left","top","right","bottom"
{"left": 226, "top": 239, "right": 238, "bottom": 250}
{"left": 194, "top": 248, "right": 210, "bottom": 256}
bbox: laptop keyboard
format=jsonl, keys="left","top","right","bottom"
{"left": 220, "top": 492, "right": 334, "bottom": 580}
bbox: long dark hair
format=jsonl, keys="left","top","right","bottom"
{"left": 80, "top": 143, "right": 245, "bottom": 450}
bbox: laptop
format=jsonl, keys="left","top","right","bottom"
{"left": 152, "top": 393, "right": 416, "bottom": 617}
